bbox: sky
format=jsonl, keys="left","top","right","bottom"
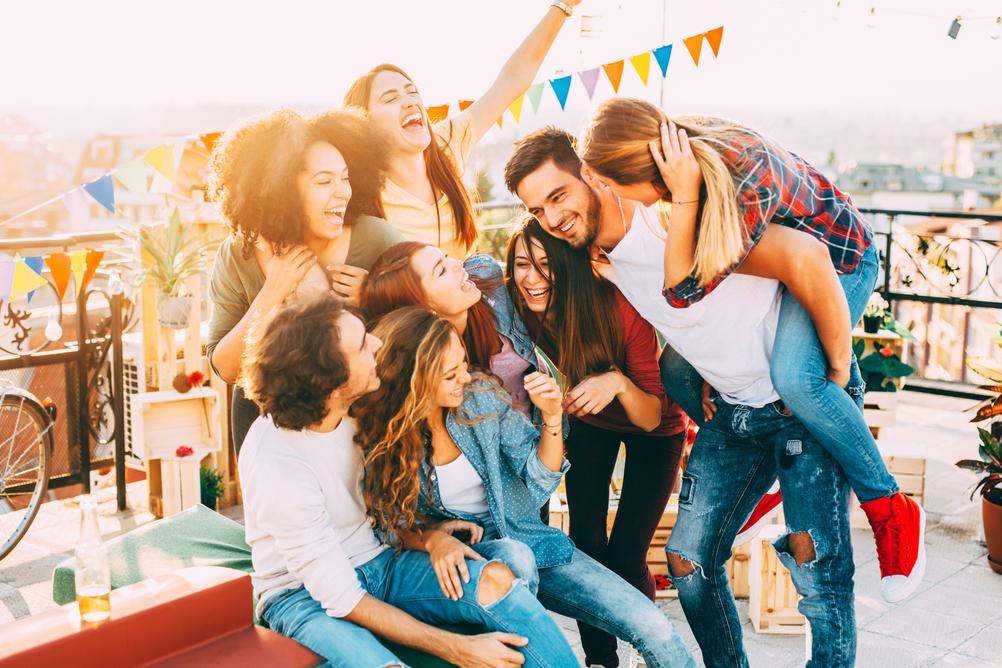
{"left": 2, "top": 0, "right": 1000, "bottom": 121}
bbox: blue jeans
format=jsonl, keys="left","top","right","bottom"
{"left": 475, "top": 538, "right": 697, "bottom": 668}
{"left": 667, "top": 400, "right": 856, "bottom": 668}
{"left": 261, "top": 548, "right": 578, "bottom": 668}
{"left": 660, "top": 243, "right": 898, "bottom": 503}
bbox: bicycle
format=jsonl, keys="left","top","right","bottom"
{"left": 0, "top": 380, "right": 56, "bottom": 561}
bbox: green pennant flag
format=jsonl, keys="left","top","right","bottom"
{"left": 526, "top": 82, "right": 545, "bottom": 113}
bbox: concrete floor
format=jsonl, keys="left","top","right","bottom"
{"left": 2, "top": 392, "right": 1000, "bottom": 666}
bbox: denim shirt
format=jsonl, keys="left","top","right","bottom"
{"left": 417, "top": 374, "right": 574, "bottom": 569}
{"left": 464, "top": 254, "right": 569, "bottom": 434}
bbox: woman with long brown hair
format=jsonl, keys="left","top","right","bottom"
{"left": 207, "top": 108, "right": 403, "bottom": 450}
{"left": 579, "top": 97, "right": 924, "bottom": 605}
{"left": 352, "top": 307, "right": 696, "bottom": 668}
{"left": 343, "top": 1, "right": 581, "bottom": 259}
{"left": 505, "top": 215, "right": 688, "bottom": 667}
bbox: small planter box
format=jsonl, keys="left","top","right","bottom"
{"left": 749, "top": 526, "right": 807, "bottom": 635}
{"left": 130, "top": 388, "right": 222, "bottom": 518}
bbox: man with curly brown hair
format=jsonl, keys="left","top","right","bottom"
{"left": 237, "top": 294, "right": 578, "bottom": 668}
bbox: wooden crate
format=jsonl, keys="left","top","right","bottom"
{"left": 131, "top": 388, "right": 222, "bottom": 518}
{"left": 749, "top": 527, "right": 807, "bottom": 635}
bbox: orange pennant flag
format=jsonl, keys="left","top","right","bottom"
{"left": 458, "top": 99, "right": 475, "bottom": 112}
{"left": 705, "top": 26, "right": 724, "bottom": 57}
{"left": 508, "top": 94, "right": 525, "bottom": 124}
{"left": 683, "top": 34, "right": 704, "bottom": 66}
{"left": 45, "top": 253, "right": 72, "bottom": 301}
{"left": 427, "top": 104, "right": 450, "bottom": 124}
{"left": 200, "top": 132, "right": 222, "bottom": 156}
{"left": 629, "top": 52, "right": 651, "bottom": 85}
{"left": 602, "top": 60, "right": 625, "bottom": 93}
{"left": 79, "top": 249, "right": 105, "bottom": 296}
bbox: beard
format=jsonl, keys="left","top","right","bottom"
{"left": 565, "top": 186, "right": 603, "bottom": 249}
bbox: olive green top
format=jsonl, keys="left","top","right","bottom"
{"left": 206, "top": 214, "right": 404, "bottom": 366}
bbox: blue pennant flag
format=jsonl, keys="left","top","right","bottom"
{"left": 653, "top": 44, "right": 673, "bottom": 77}
{"left": 549, "top": 75, "right": 572, "bottom": 110}
{"left": 83, "top": 174, "right": 116, "bottom": 214}
{"left": 24, "top": 255, "right": 45, "bottom": 302}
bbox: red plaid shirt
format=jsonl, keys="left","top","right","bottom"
{"left": 663, "top": 130, "right": 872, "bottom": 307}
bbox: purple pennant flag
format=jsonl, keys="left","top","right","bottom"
{"left": 0, "top": 259, "right": 14, "bottom": 305}
{"left": 24, "top": 255, "right": 45, "bottom": 302}
{"left": 653, "top": 44, "right": 673, "bottom": 77}
{"left": 578, "top": 68, "right": 601, "bottom": 100}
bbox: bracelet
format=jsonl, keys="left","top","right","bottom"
{"left": 551, "top": 1, "right": 573, "bottom": 17}
{"left": 542, "top": 419, "right": 562, "bottom": 436}
{"left": 672, "top": 199, "right": 699, "bottom": 206}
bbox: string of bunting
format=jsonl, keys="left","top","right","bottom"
{"left": 0, "top": 25, "right": 725, "bottom": 232}
{"left": 0, "top": 249, "right": 105, "bottom": 308}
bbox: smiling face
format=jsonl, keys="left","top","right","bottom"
{"left": 366, "top": 70, "right": 431, "bottom": 155}
{"left": 432, "top": 331, "right": 472, "bottom": 410}
{"left": 512, "top": 235, "right": 552, "bottom": 316}
{"left": 515, "top": 160, "right": 602, "bottom": 249}
{"left": 335, "top": 311, "right": 383, "bottom": 401}
{"left": 297, "top": 141, "right": 351, "bottom": 243}
{"left": 410, "top": 245, "right": 481, "bottom": 316}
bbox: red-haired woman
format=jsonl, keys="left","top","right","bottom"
{"left": 343, "top": 0, "right": 581, "bottom": 259}
{"left": 208, "top": 109, "right": 403, "bottom": 450}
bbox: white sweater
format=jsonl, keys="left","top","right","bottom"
{"left": 601, "top": 205, "right": 782, "bottom": 407}
{"left": 238, "top": 414, "right": 387, "bottom": 618}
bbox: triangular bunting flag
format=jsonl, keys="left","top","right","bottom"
{"left": 0, "top": 259, "right": 15, "bottom": 305}
{"left": 427, "top": 104, "right": 450, "bottom": 124}
{"left": 62, "top": 188, "right": 91, "bottom": 225}
{"left": 579, "top": 68, "right": 601, "bottom": 100}
{"left": 45, "top": 252, "right": 72, "bottom": 301}
{"left": 684, "top": 34, "right": 704, "bottom": 66}
{"left": 653, "top": 44, "right": 673, "bottom": 76}
{"left": 549, "top": 76, "right": 572, "bottom": 110}
{"left": 496, "top": 115, "right": 504, "bottom": 129}
{"left": 705, "top": 26, "right": 724, "bottom": 57}
{"left": 114, "top": 158, "right": 149, "bottom": 195}
{"left": 79, "top": 249, "right": 105, "bottom": 296}
{"left": 602, "top": 60, "right": 625, "bottom": 94}
{"left": 526, "top": 82, "right": 545, "bottom": 113}
{"left": 200, "top": 132, "right": 222, "bottom": 156}
{"left": 458, "top": 99, "right": 475, "bottom": 112}
{"left": 144, "top": 144, "right": 176, "bottom": 183}
{"left": 10, "top": 257, "right": 49, "bottom": 302}
{"left": 508, "top": 94, "right": 525, "bottom": 124}
{"left": 83, "top": 174, "right": 116, "bottom": 214}
{"left": 70, "top": 250, "right": 87, "bottom": 296}
{"left": 24, "top": 256, "right": 45, "bottom": 302}
{"left": 629, "top": 52, "right": 651, "bottom": 85}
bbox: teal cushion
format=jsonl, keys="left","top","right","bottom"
{"left": 52, "top": 504, "right": 252, "bottom": 605}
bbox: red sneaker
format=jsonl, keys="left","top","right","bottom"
{"left": 733, "top": 482, "right": 783, "bottom": 546}
{"left": 861, "top": 492, "right": 927, "bottom": 603}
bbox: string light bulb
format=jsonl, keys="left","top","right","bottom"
{"left": 44, "top": 316, "right": 63, "bottom": 342}
{"left": 992, "top": 16, "right": 1001, "bottom": 40}
{"left": 948, "top": 16, "right": 962, "bottom": 39}
{"left": 866, "top": 6, "right": 879, "bottom": 29}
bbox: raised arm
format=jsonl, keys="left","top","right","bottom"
{"left": 649, "top": 120, "right": 703, "bottom": 290}
{"left": 737, "top": 224, "right": 852, "bottom": 385}
{"left": 466, "top": 1, "right": 581, "bottom": 144}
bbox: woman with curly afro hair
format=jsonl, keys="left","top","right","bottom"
{"left": 207, "top": 107, "right": 403, "bottom": 451}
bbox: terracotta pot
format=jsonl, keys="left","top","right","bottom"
{"left": 984, "top": 493, "right": 1002, "bottom": 574}
{"left": 862, "top": 315, "right": 882, "bottom": 334}
{"left": 156, "top": 294, "right": 191, "bottom": 330}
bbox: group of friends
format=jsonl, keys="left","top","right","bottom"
{"left": 204, "top": 3, "right": 927, "bottom": 666}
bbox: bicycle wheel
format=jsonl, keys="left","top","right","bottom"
{"left": 0, "top": 391, "right": 53, "bottom": 561}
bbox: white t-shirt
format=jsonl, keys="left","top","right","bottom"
{"left": 239, "top": 415, "right": 387, "bottom": 618}
{"left": 599, "top": 205, "right": 782, "bottom": 407}
{"left": 436, "top": 452, "right": 490, "bottom": 517}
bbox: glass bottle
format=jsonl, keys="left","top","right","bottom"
{"left": 74, "top": 494, "right": 111, "bottom": 622}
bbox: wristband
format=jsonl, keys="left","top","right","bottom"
{"left": 672, "top": 199, "right": 699, "bottom": 206}
{"left": 551, "top": 1, "right": 572, "bottom": 17}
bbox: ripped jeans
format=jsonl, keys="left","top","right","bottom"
{"left": 666, "top": 399, "right": 856, "bottom": 668}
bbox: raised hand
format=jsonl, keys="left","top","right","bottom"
{"left": 649, "top": 120, "right": 703, "bottom": 202}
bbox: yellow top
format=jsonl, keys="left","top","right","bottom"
{"left": 380, "top": 110, "right": 476, "bottom": 259}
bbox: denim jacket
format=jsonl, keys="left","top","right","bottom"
{"left": 417, "top": 374, "right": 574, "bottom": 568}
{"left": 464, "top": 254, "right": 569, "bottom": 434}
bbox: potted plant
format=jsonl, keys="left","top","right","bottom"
{"left": 123, "top": 208, "right": 219, "bottom": 329}
{"left": 854, "top": 339, "right": 915, "bottom": 436}
{"left": 200, "top": 466, "right": 226, "bottom": 510}
{"left": 959, "top": 354, "right": 1002, "bottom": 574}
{"left": 862, "top": 294, "right": 888, "bottom": 334}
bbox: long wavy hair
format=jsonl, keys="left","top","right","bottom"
{"left": 505, "top": 215, "right": 622, "bottom": 386}
{"left": 361, "top": 242, "right": 501, "bottom": 369}
{"left": 351, "top": 307, "right": 457, "bottom": 542}
{"left": 210, "top": 108, "right": 387, "bottom": 259}
{"left": 344, "top": 64, "right": 478, "bottom": 253}
{"left": 580, "top": 97, "right": 761, "bottom": 286}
